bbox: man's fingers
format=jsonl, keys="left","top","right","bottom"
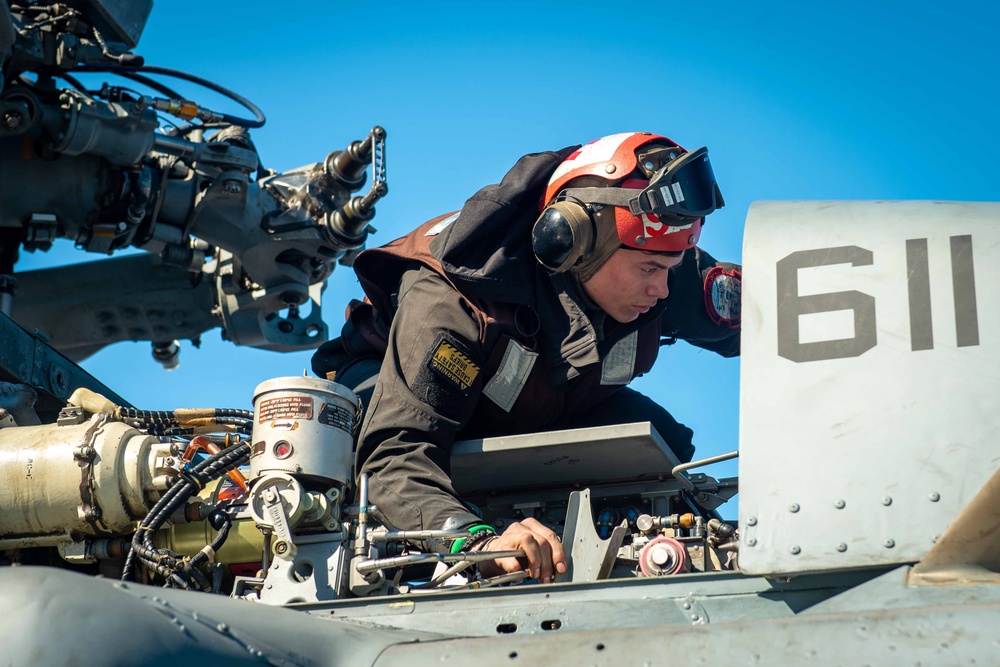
{"left": 518, "top": 518, "right": 563, "bottom": 580}
{"left": 545, "top": 532, "right": 568, "bottom": 574}
{"left": 480, "top": 520, "right": 566, "bottom": 582}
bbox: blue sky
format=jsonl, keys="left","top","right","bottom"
{"left": 16, "top": 1, "right": 998, "bottom": 488}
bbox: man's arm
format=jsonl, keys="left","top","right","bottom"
{"left": 662, "top": 246, "right": 742, "bottom": 356}
{"left": 356, "top": 266, "right": 484, "bottom": 540}
{"left": 356, "top": 266, "right": 567, "bottom": 581}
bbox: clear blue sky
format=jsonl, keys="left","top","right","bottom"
{"left": 17, "top": 1, "right": 999, "bottom": 485}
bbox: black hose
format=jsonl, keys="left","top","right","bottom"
{"left": 122, "top": 442, "right": 250, "bottom": 586}
{"left": 111, "top": 70, "right": 183, "bottom": 100}
{"left": 74, "top": 64, "right": 266, "bottom": 128}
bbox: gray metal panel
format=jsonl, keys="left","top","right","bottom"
{"left": 0, "top": 312, "right": 130, "bottom": 418}
{"left": 450, "top": 422, "right": 681, "bottom": 494}
{"left": 0, "top": 566, "right": 436, "bottom": 667}
{"left": 739, "top": 201, "right": 1000, "bottom": 575}
{"left": 66, "top": 0, "right": 153, "bottom": 48}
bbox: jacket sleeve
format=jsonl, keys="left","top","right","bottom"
{"left": 355, "top": 266, "right": 487, "bottom": 545}
{"left": 661, "top": 246, "right": 741, "bottom": 357}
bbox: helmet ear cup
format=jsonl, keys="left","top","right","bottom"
{"left": 531, "top": 201, "right": 596, "bottom": 273}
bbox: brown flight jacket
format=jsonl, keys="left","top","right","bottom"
{"left": 326, "top": 148, "right": 741, "bottom": 541}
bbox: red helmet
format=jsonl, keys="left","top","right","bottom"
{"left": 540, "top": 132, "right": 724, "bottom": 253}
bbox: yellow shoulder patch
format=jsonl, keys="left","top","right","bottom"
{"left": 430, "top": 339, "right": 480, "bottom": 393}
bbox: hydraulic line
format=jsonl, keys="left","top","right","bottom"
{"left": 116, "top": 407, "right": 253, "bottom": 436}
{"left": 182, "top": 435, "right": 248, "bottom": 495}
{"left": 123, "top": 441, "right": 251, "bottom": 587}
{"left": 75, "top": 65, "right": 266, "bottom": 128}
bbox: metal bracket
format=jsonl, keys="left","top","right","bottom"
{"left": 557, "top": 488, "right": 628, "bottom": 583}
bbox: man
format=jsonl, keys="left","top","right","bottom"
{"left": 312, "top": 132, "right": 741, "bottom": 583}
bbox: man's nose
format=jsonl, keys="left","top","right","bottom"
{"left": 648, "top": 275, "right": 669, "bottom": 300}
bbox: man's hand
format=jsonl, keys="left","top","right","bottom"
{"left": 477, "top": 518, "right": 567, "bottom": 583}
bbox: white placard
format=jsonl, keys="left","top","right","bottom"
{"left": 739, "top": 201, "right": 1000, "bottom": 575}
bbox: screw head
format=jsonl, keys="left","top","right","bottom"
{"left": 274, "top": 542, "right": 289, "bottom": 555}
{"left": 929, "top": 492, "right": 940, "bottom": 502}
{"left": 790, "top": 545, "right": 801, "bottom": 555}
{"left": 834, "top": 499, "right": 846, "bottom": 509}
{"left": 788, "top": 503, "right": 800, "bottom": 513}
{"left": 746, "top": 538, "right": 757, "bottom": 547}
{"left": 3, "top": 111, "right": 23, "bottom": 130}
{"left": 884, "top": 539, "right": 895, "bottom": 548}
{"left": 881, "top": 497, "right": 892, "bottom": 506}
{"left": 605, "top": 164, "right": 616, "bottom": 174}
{"left": 836, "top": 543, "right": 848, "bottom": 552}
{"left": 747, "top": 516, "right": 757, "bottom": 526}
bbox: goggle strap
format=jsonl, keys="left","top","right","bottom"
{"left": 559, "top": 187, "right": 638, "bottom": 210}
{"left": 559, "top": 187, "right": 683, "bottom": 218}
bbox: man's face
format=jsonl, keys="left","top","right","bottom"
{"left": 581, "top": 248, "right": 684, "bottom": 323}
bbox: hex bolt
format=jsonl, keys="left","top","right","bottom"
{"left": 3, "top": 112, "right": 22, "bottom": 130}
{"left": 834, "top": 499, "right": 846, "bottom": 509}
{"left": 881, "top": 497, "right": 892, "bottom": 506}
{"left": 836, "top": 543, "right": 848, "bottom": 552}
{"left": 790, "top": 545, "right": 801, "bottom": 555}
{"left": 747, "top": 516, "right": 757, "bottom": 526}
{"left": 746, "top": 538, "right": 757, "bottom": 547}
{"left": 884, "top": 539, "right": 895, "bottom": 548}
{"left": 929, "top": 492, "right": 940, "bottom": 502}
{"left": 788, "top": 503, "right": 800, "bottom": 513}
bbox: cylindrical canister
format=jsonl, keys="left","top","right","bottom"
{"left": 250, "top": 376, "right": 358, "bottom": 486}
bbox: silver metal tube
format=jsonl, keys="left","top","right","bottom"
{"left": 354, "top": 472, "right": 369, "bottom": 557}
{"left": 355, "top": 550, "right": 524, "bottom": 575}
{"left": 0, "top": 290, "right": 13, "bottom": 317}
{"left": 369, "top": 529, "right": 470, "bottom": 542}
{"left": 456, "top": 571, "right": 528, "bottom": 590}
{"left": 411, "top": 560, "right": 475, "bottom": 589}
{"left": 672, "top": 450, "right": 740, "bottom": 492}
{"left": 153, "top": 134, "right": 198, "bottom": 160}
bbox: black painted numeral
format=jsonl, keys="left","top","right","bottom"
{"left": 778, "top": 237, "right": 979, "bottom": 363}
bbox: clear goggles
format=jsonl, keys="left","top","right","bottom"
{"left": 561, "top": 146, "right": 724, "bottom": 222}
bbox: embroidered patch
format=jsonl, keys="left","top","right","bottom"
{"left": 704, "top": 266, "right": 742, "bottom": 328}
{"left": 430, "top": 338, "right": 480, "bottom": 393}
{"left": 483, "top": 339, "right": 538, "bottom": 412}
{"left": 601, "top": 330, "right": 638, "bottom": 386}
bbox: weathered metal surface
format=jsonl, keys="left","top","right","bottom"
{"left": 305, "top": 568, "right": 888, "bottom": 637}
{"left": 740, "top": 201, "right": 1000, "bottom": 575}
{"left": 372, "top": 599, "right": 1000, "bottom": 667}
{"left": 910, "top": 465, "right": 1000, "bottom": 585}
{"left": 0, "top": 566, "right": 436, "bottom": 667}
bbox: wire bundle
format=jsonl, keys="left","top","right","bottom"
{"left": 122, "top": 442, "right": 251, "bottom": 590}
{"left": 116, "top": 407, "right": 254, "bottom": 437}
